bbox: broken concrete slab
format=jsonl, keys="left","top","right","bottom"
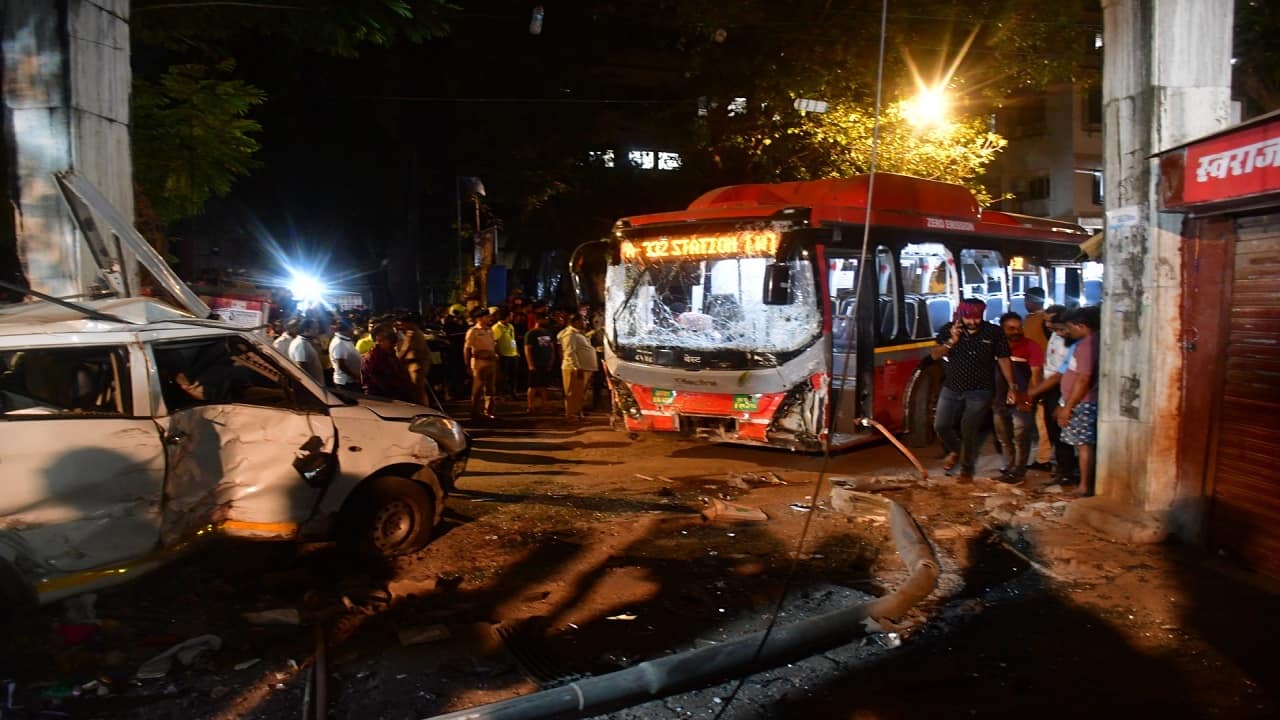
{"left": 701, "top": 498, "right": 768, "bottom": 523}
{"left": 1065, "top": 497, "right": 1168, "bottom": 544}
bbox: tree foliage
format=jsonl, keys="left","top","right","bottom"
{"left": 663, "top": 0, "right": 1090, "bottom": 199}
{"left": 132, "top": 61, "right": 266, "bottom": 223}
{"left": 804, "top": 100, "right": 1008, "bottom": 204}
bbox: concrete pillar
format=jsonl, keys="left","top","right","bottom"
{"left": 2, "top": 0, "right": 132, "bottom": 297}
{"left": 1095, "top": 0, "right": 1233, "bottom": 534}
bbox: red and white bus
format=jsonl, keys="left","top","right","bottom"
{"left": 577, "top": 173, "right": 1097, "bottom": 451}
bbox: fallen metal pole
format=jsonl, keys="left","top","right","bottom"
{"left": 425, "top": 494, "right": 938, "bottom": 720}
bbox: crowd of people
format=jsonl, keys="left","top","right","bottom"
{"left": 931, "top": 287, "right": 1101, "bottom": 496}
{"left": 264, "top": 293, "right": 608, "bottom": 424}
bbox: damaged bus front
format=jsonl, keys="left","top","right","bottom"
{"left": 603, "top": 219, "right": 829, "bottom": 450}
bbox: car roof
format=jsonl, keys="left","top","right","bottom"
{"left": 0, "top": 297, "right": 233, "bottom": 338}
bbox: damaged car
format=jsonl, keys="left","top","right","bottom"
{"left": 0, "top": 173, "right": 468, "bottom": 611}
{"left": 0, "top": 298, "right": 469, "bottom": 609}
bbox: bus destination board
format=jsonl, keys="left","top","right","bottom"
{"left": 620, "top": 230, "right": 779, "bottom": 262}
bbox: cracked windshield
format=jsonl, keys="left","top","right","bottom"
{"left": 606, "top": 255, "right": 821, "bottom": 353}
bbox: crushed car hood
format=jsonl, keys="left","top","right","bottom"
{"left": 354, "top": 396, "right": 450, "bottom": 422}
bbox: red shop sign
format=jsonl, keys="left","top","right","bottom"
{"left": 1183, "top": 116, "right": 1280, "bottom": 205}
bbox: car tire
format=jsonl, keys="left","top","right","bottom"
{"left": 343, "top": 475, "right": 438, "bottom": 558}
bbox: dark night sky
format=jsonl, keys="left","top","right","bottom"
{"left": 164, "top": 2, "right": 704, "bottom": 308}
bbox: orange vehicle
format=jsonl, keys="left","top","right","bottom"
{"left": 576, "top": 173, "right": 1098, "bottom": 451}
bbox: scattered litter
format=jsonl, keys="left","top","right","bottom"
{"left": 634, "top": 474, "right": 656, "bottom": 482}
{"left": 243, "top": 608, "right": 301, "bottom": 626}
{"left": 1042, "top": 484, "right": 1064, "bottom": 494}
{"left": 657, "top": 476, "right": 675, "bottom": 483}
{"left": 877, "top": 632, "right": 902, "bottom": 648}
{"left": 789, "top": 503, "right": 813, "bottom": 512}
{"left": 234, "top": 658, "right": 261, "bottom": 671}
{"left": 398, "top": 624, "right": 451, "bottom": 647}
{"left": 606, "top": 614, "right": 638, "bottom": 621}
{"left": 701, "top": 498, "right": 769, "bottom": 524}
{"left": 137, "top": 634, "right": 222, "bottom": 679}
{"left": 984, "top": 495, "right": 1019, "bottom": 511}
{"left": 831, "top": 476, "right": 913, "bottom": 492}
{"left": 729, "top": 471, "right": 790, "bottom": 488}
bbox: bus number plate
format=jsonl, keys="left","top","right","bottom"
{"left": 733, "top": 395, "right": 759, "bottom": 412}
{"left": 652, "top": 389, "right": 676, "bottom": 405}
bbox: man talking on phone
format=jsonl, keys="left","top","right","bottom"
{"left": 930, "top": 298, "right": 1016, "bottom": 482}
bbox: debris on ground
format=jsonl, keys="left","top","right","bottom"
{"left": 727, "top": 471, "right": 788, "bottom": 488}
{"left": 700, "top": 498, "right": 769, "bottom": 523}
{"left": 243, "top": 608, "right": 301, "bottom": 625}
{"left": 136, "top": 634, "right": 222, "bottom": 680}
{"left": 398, "top": 625, "right": 452, "bottom": 647}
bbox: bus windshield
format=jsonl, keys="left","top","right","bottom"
{"left": 606, "top": 256, "right": 821, "bottom": 353}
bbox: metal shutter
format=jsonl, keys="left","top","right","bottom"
{"left": 1208, "top": 213, "right": 1280, "bottom": 577}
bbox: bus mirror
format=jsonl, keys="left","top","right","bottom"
{"left": 763, "top": 263, "right": 791, "bottom": 305}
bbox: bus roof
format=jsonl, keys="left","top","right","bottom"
{"left": 617, "top": 173, "right": 1091, "bottom": 245}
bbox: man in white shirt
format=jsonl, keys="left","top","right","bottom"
{"left": 560, "top": 316, "right": 599, "bottom": 420}
{"left": 273, "top": 318, "right": 300, "bottom": 353}
{"left": 1026, "top": 306, "right": 1079, "bottom": 485}
{"left": 288, "top": 318, "right": 325, "bottom": 384}
{"left": 329, "top": 320, "right": 362, "bottom": 391}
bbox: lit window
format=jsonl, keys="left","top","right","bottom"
{"left": 657, "top": 152, "right": 682, "bottom": 171}
{"left": 588, "top": 150, "right": 615, "bottom": 168}
{"left": 628, "top": 150, "right": 655, "bottom": 170}
{"left": 1093, "top": 32, "right": 1103, "bottom": 50}
{"left": 727, "top": 97, "right": 748, "bottom": 117}
{"left": 697, "top": 96, "right": 709, "bottom": 118}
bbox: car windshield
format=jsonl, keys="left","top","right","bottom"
{"left": 606, "top": 256, "right": 821, "bottom": 353}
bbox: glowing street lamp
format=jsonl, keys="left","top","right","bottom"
{"left": 903, "top": 86, "right": 950, "bottom": 130}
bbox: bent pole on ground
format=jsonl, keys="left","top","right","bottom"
{"left": 860, "top": 417, "right": 930, "bottom": 483}
{"left": 424, "top": 495, "right": 939, "bottom": 720}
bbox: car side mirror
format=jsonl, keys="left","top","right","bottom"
{"left": 763, "top": 263, "right": 791, "bottom": 305}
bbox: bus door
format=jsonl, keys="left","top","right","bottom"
{"left": 826, "top": 253, "right": 861, "bottom": 436}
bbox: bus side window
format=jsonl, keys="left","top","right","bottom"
{"left": 900, "top": 242, "right": 952, "bottom": 338}
{"left": 875, "top": 246, "right": 898, "bottom": 343}
{"left": 960, "top": 249, "right": 1006, "bottom": 321}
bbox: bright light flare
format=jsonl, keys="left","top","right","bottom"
{"left": 288, "top": 271, "right": 327, "bottom": 309}
{"left": 903, "top": 87, "right": 951, "bottom": 129}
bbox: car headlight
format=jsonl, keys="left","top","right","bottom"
{"left": 409, "top": 415, "right": 467, "bottom": 455}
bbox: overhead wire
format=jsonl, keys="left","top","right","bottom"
{"left": 709, "top": 0, "right": 891, "bottom": 716}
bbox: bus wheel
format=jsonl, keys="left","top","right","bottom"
{"left": 904, "top": 366, "right": 941, "bottom": 448}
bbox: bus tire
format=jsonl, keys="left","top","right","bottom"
{"left": 904, "top": 363, "right": 942, "bottom": 448}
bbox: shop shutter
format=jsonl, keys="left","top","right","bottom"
{"left": 1209, "top": 213, "right": 1280, "bottom": 577}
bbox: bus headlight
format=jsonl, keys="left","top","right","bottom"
{"left": 409, "top": 415, "right": 467, "bottom": 455}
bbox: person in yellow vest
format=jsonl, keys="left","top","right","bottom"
{"left": 490, "top": 307, "right": 520, "bottom": 400}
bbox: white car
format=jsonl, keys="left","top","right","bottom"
{"left": 0, "top": 297, "right": 468, "bottom": 609}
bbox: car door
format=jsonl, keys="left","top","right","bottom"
{"left": 0, "top": 342, "right": 165, "bottom": 574}
{"left": 149, "top": 333, "right": 337, "bottom": 544}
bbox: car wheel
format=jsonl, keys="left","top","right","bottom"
{"left": 344, "top": 475, "right": 438, "bottom": 558}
